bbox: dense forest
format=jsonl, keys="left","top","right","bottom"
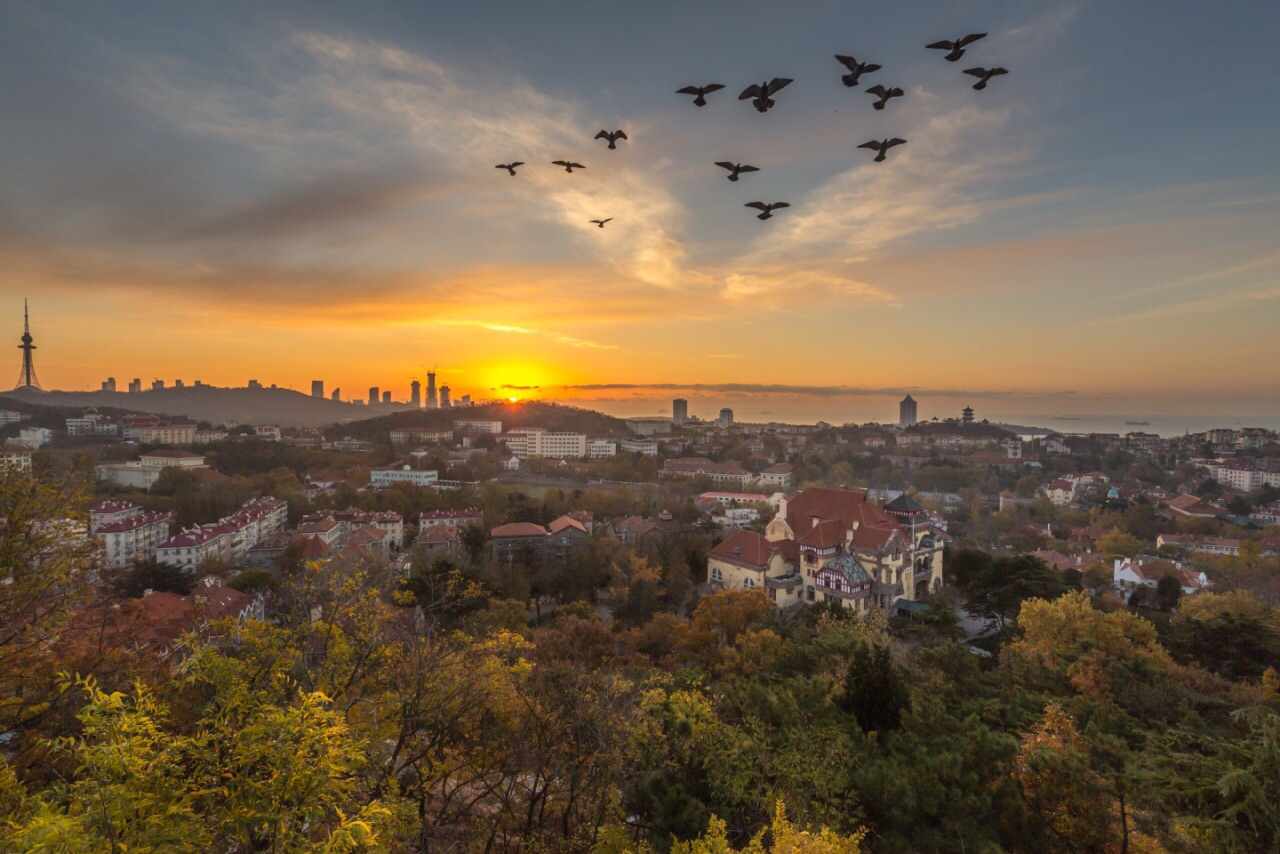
{"left": 2, "top": 467, "right": 1279, "bottom": 852}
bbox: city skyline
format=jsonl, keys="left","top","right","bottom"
{"left": 3, "top": 2, "right": 1279, "bottom": 423}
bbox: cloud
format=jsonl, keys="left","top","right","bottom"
{"left": 438, "top": 320, "right": 619, "bottom": 350}
{"left": 1093, "top": 284, "right": 1280, "bottom": 325}
{"left": 494, "top": 384, "right": 541, "bottom": 390}
{"left": 560, "top": 382, "right": 1076, "bottom": 399}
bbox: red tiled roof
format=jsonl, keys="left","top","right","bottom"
{"left": 490, "top": 522, "right": 547, "bottom": 538}
{"left": 710, "top": 530, "right": 776, "bottom": 568}
{"left": 419, "top": 525, "right": 459, "bottom": 543}
{"left": 549, "top": 516, "right": 587, "bottom": 535}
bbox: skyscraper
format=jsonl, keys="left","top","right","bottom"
{"left": 899, "top": 395, "right": 918, "bottom": 427}
{"left": 311, "top": 380, "right": 324, "bottom": 398}
{"left": 718, "top": 408, "right": 734, "bottom": 428}
{"left": 382, "top": 390, "right": 391, "bottom": 404}
{"left": 101, "top": 377, "right": 116, "bottom": 393}
{"left": 14, "top": 299, "right": 40, "bottom": 391}
{"left": 369, "top": 387, "right": 380, "bottom": 405}
{"left": 426, "top": 370, "right": 437, "bottom": 409}
{"left": 673, "top": 399, "right": 688, "bottom": 425}
{"left": 410, "top": 379, "right": 421, "bottom": 408}
{"left": 331, "top": 388, "right": 341, "bottom": 401}
{"left": 439, "top": 384, "right": 451, "bottom": 408}
{"left": 128, "top": 378, "right": 141, "bottom": 394}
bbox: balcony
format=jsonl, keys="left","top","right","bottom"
{"left": 873, "top": 582, "right": 904, "bottom": 599}
{"left": 766, "top": 572, "right": 802, "bottom": 591}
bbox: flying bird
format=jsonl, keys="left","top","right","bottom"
{"left": 744, "top": 201, "right": 790, "bottom": 220}
{"left": 715, "top": 161, "right": 760, "bottom": 182}
{"left": 551, "top": 160, "right": 586, "bottom": 173}
{"left": 589, "top": 218, "right": 613, "bottom": 228}
{"left": 494, "top": 162, "right": 524, "bottom": 176}
{"left": 676, "top": 83, "right": 726, "bottom": 107}
{"left": 926, "top": 33, "right": 987, "bottom": 61}
{"left": 963, "top": 66, "right": 1008, "bottom": 90}
{"left": 834, "top": 55, "right": 881, "bottom": 87}
{"left": 738, "top": 78, "right": 794, "bottom": 113}
{"left": 594, "top": 129, "right": 628, "bottom": 149}
{"left": 865, "top": 84, "right": 904, "bottom": 111}
{"left": 858, "top": 138, "right": 907, "bottom": 162}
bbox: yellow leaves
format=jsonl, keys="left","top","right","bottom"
{"left": 671, "top": 800, "right": 866, "bottom": 853}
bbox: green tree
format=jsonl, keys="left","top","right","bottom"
{"left": 840, "top": 640, "right": 908, "bottom": 734}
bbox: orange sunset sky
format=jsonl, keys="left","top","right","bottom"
{"left": 3, "top": 2, "right": 1279, "bottom": 426}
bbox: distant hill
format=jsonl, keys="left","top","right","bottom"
{"left": 1, "top": 386, "right": 407, "bottom": 429}
{"left": 327, "top": 400, "right": 630, "bottom": 443}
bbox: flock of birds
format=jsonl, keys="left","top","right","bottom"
{"left": 494, "top": 32, "right": 1007, "bottom": 226}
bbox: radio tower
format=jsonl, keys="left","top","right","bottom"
{"left": 15, "top": 299, "right": 41, "bottom": 391}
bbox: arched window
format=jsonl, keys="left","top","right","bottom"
{"left": 711, "top": 566, "right": 723, "bottom": 584}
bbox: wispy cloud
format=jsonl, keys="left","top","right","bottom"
{"left": 560, "top": 382, "right": 1076, "bottom": 399}
{"left": 1094, "top": 284, "right": 1280, "bottom": 325}
{"left": 439, "top": 320, "right": 619, "bottom": 350}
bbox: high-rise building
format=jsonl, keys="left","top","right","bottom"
{"left": 151, "top": 379, "right": 164, "bottom": 391}
{"left": 899, "top": 395, "right": 918, "bottom": 427}
{"left": 14, "top": 299, "right": 41, "bottom": 391}
{"left": 128, "top": 378, "right": 142, "bottom": 394}
{"left": 962, "top": 406, "right": 974, "bottom": 424}
{"left": 331, "top": 388, "right": 341, "bottom": 401}
{"left": 426, "top": 371, "right": 437, "bottom": 409}
{"left": 174, "top": 379, "right": 185, "bottom": 389}
{"left": 382, "top": 390, "right": 391, "bottom": 404}
{"left": 101, "top": 377, "right": 116, "bottom": 393}
{"left": 410, "top": 380, "right": 421, "bottom": 408}
{"left": 718, "top": 408, "right": 734, "bottom": 428}
{"left": 311, "top": 380, "right": 324, "bottom": 398}
{"left": 459, "top": 394, "right": 471, "bottom": 406}
{"left": 368, "top": 387, "right": 379, "bottom": 405}
{"left": 673, "top": 399, "right": 688, "bottom": 425}
{"left": 439, "top": 384, "right": 451, "bottom": 408}
{"left": 247, "top": 379, "right": 262, "bottom": 389}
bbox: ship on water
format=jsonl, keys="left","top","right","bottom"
{"left": 1125, "top": 420, "right": 1150, "bottom": 425}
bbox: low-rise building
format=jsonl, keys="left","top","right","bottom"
{"left": 16, "top": 427, "right": 53, "bottom": 449}
{"left": 97, "top": 451, "right": 209, "bottom": 490}
{"left": 420, "top": 508, "right": 483, "bottom": 530}
{"left": 369, "top": 465, "right": 439, "bottom": 489}
{"left": 453, "top": 420, "right": 503, "bottom": 434}
{"left": 708, "top": 529, "right": 804, "bottom": 609}
{"left": 1113, "top": 557, "right": 1208, "bottom": 596}
{"left": 390, "top": 428, "right": 453, "bottom": 446}
{"left": 586, "top": 439, "right": 618, "bottom": 459}
{"left": 0, "top": 444, "right": 33, "bottom": 472}
{"left": 490, "top": 522, "right": 548, "bottom": 564}
{"left": 66, "top": 412, "right": 119, "bottom": 436}
{"left": 416, "top": 524, "right": 462, "bottom": 560}
{"left": 757, "top": 463, "right": 793, "bottom": 488}
{"left": 662, "top": 457, "right": 753, "bottom": 489}
{"left": 619, "top": 437, "right": 658, "bottom": 456}
{"left": 96, "top": 510, "right": 172, "bottom": 569}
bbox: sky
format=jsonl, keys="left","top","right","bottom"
{"left": 2, "top": 0, "right": 1279, "bottom": 426}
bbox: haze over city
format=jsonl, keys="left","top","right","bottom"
{"left": 3, "top": 1, "right": 1278, "bottom": 424}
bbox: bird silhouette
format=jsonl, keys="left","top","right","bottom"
{"left": 963, "top": 66, "right": 1008, "bottom": 90}
{"left": 589, "top": 218, "right": 613, "bottom": 228}
{"left": 676, "top": 83, "right": 726, "bottom": 107}
{"left": 551, "top": 160, "right": 586, "bottom": 173}
{"left": 858, "top": 138, "right": 907, "bottom": 162}
{"left": 865, "top": 85, "right": 904, "bottom": 111}
{"left": 926, "top": 33, "right": 987, "bottom": 61}
{"left": 595, "top": 129, "right": 628, "bottom": 149}
{"left": 495, "top": 162, "right": 524, "bottom": 176}
{"left": 738, "top": 78, "right": 794, "bottom": 113}
{"left": 744, "top": 201, "right": 790, "bottom": 220}
{"left": 834, "top": 55, "right": 881, "bottom": 87}
{"left": 715, "top": 162, "right": 760, "bottom": 182}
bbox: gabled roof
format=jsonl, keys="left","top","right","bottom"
{"left": 549, "top": 516, "right": 588, "bottom": 535}
{"left": 710, "top": 529, "right": 776, "bottom": 568}
{"left": 819, "top": 553, "right": 872, "bottom": 585}
{"left": 490, "top": 522, "right": 548, "bottom": 538}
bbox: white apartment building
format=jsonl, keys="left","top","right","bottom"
{"left": 625, "top": 418, "right": 674, "bottom": 436}
{"left": 156, "top": 497, "right": 287, "bottom": 569}
{"left": 586, "top": 439, "right": 618, "bottom": 459}
{"left": 1204, "top": 460, "right": 1280, "bottom": 491}
{"left": 131, "top": 423, "right": 196, "bottom": 445}
{"left": 620, "top": 437, "right": 659, "bottom": 456}
{"left": 66, "top": 414, "right": 119, "bottom": 436}
{"left": 453, "top": 420, "right": 503, "bottom": 434}
{"left": 0, "top": 410, "right": 24, "bottom": 426}
{"left": 390, "top": 429, "right": 453, "bottom": 446}
{"left": 96, "top": 510, "right": 172, "bottom": 569}
{"left": 502, "top": 429, "right": 588, "bottom": 459}
{"left": 369, "top": 465, "right": 440, "bottom": 488}
{"left": 0, "top": 444, "right": 33, "bottom": 472}
{"left": 97, "top": 451, "right": 209, "bottom": 489}
{"left": 16, "top": 427, "right": 52, "bottom": 449}
{"left": 254, "top": 425, "right": 282, "bottom": 441}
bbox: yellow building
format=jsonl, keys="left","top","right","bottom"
{"left": 707, "top": 529, "right": 804, "bottom": 609}
{"left": 761, "top": 487, "right": 944, "bottom": 612}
